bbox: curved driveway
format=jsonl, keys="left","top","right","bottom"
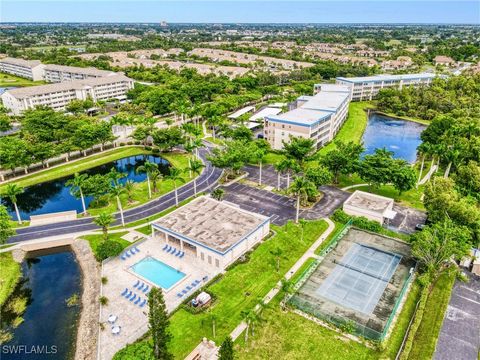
{"left": 8, "top": 145, "right": 222, "bottom": 243}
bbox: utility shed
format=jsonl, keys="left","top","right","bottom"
{"left": 343, "top": 190, "right": 396, "bottom": 224}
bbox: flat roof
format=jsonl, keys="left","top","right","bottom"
{"left": 152, "top": 196, "right": 269, "bottom": 254}
{"left": 267, "top": 108, "right": 332, "bottom": 127}
{"left": 0, "top": 57, "right": 42, "bottom": 68}
{"left": 344, "top": 190, "right": 394, "bottom": 215}
{"left": 4, "top": 74, "right": 132, "bottom": 99}
{"left": 302, "top": 91, "right": 349, "bottom": 112}
{"left": 336, "top": 73, "right": 436, "bottom": 83}
{"left": 249, "top": 107, "right": 282, "bottom": 121}
{"left": 228, "top": 106, "right": 255, "bottom": 119}
{"left": 44, "top": 64, "right": 116, "bottom": 77}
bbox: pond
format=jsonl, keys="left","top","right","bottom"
{"left": 1, "top": 247, "right": 81, "bottom": 360}
{"left": 1, "top": 154, "right": 170, "bottom": 219}
{"left": 362, "top": 112, "right": 426, "bottom": 163}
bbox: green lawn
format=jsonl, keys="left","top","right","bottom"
{"left": 0, "top": 147, "right": 152, "bottom": 190}
{"left": 0, "top": 252, "right": 21, "bottom": 306}
{"left": 114, "top": 219, "right": 329, "bottom": 359}
{"left": 406, "top": 272, "right": 456, "bottom": 360}
{"left": 316, "top": 101, "right": 373, "bottom": 157}
{"left": 263, "top": 152, "right": 286, "bottom": 165}
{"left": 204, "top": 136, "right": 225, "bottom": 146}
{"left": 0, "top": 72, "right": 46, "bottom": 87}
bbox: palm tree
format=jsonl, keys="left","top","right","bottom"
{"left": 274, "top": 160, "right": 287, "bottom": 190}
{"left": 136, "top": 161, "right": 159, "bottom": 199}
{"left": 211, "top": 188, "right": 225, "bottom": 201}
{"left": 107, "top": 167, "right": 126, "bottom": 188}
{"left": 280, "top": 158, "right": 300, "bottom": 188}
{"left": 94, "top": 212, "right": 114, "bottom": 240}
{"left": 188, "top": 159, "right": 204, "bottom": 196}
{"left": 109, "top": 185, "right": 126, "bottom": 227}
{"left": 150, "top": 168, "right": 162, "bottom": 194}
{"left": 66, "top": 173, "right": 89, "bottom": 215}
{"left": 124, "top": 179, "right": 135, "bottom": 204}
{"left": 166, "top": 168, "right": 186, "bottom": 206}
{"left": 270, "top": 247, "right": 283, "bottom": 272}
{"left": 416, "top": 142, "right": 430, "bottom": 188}
{"left": 288, "top": 176, "right": 316, "bottom": 223}
{"left": 192, "top": 138, "right": 204, "bottom": 159}
{"left": 2, "top": 184, "right": 24, "bottom": 224}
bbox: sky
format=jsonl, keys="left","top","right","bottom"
{"left": 1, "top": 1, "right": 479, "bottom": 24}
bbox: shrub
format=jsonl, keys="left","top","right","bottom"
{"left": 331, "top": 209, "right": 351, "bottom": 223}
{"left": 127, "top": 141, "right": 133, "bottom": 145}
{"left": 152, "top": 148, "right": 160, "bottom": 154}
{"left": 96, "top": 240, "right": 124, "bottom": 261}
{"left": 119, "top": 142, "right": 126, "bottom": 146}
{"left": 144, "top": 146, "right": 152, "bottom": 151}
{"left": 101, "top": 276, "right": 108, "bottom": 285}
{"left": 99, "top": 296, "right": 109, "bottom": 306}
{"left": 332, "top": 209, "right": 383, "bottom": 233}
{"left": 134, "top": 140, "right": 141, "bottom": 145}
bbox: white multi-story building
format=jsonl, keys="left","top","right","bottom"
{"left": 43, "top": 64, "right": 117, "bottom": 83}
{"left": 1, "top": 74, "right": 134, "bottom": 115}
{"left": 264, "top": 84, "right": 351, "bottom": 150}
{"left": 331, "top": 73, "right": 436, "bottom": 101}
{"left": 0, "top": 57, "right": 45, "bottom": 81}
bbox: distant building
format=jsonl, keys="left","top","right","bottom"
{"left": 334, "top": 73, "right": 436, "bottom": 101}
{"left": 381, "top": 56, "right": 413, "bottom": 71}
{"left": 0, "top": 57, "right": 45, "bottom": 81}
{"left": 264, "top": 84, "right": 351, "bottom": 150}
{"left": 434, "top": 55, "right": 456, "bottom": 67}
{"left": 1, "top": 74, "right": 134, "bottom": 115}
{"left": 44, "top": 64, "right": 117, "bottom": 83}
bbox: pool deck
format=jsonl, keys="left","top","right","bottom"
{"left": 98, "top": 236, "right": 217, "bottom": 360}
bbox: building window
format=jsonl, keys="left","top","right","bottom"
{"left": 215, "top": 259, "right": 220, "bottom": 268}
{"left": 208, "top": 255, "right": 212, "bottom": 264}
{"left": 201, "top": 252, "right": 204, "bottom": 261}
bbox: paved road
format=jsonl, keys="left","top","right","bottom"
{"left": 434, "top": 272, "right": 480, "bottom": 360}
{"left": 8, "top": 145, "right": 223, "bottom": 243}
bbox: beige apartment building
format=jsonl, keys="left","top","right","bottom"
{"left": 264, "top": 84, "right": 351, "bottom": 150}
{"left": 1, "top": 74, "right": 134, "bottom": 115}
{"left": 333, "top": 73, "right": 436, "bottom": 101}
{"left": 0, "top": 57, "right": 45, "bottom": 81}
{"left": 43, "top": 64, "right": 117, "bottom": 83}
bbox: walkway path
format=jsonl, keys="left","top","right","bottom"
{"left": 229, "top": 218, "right": 335, "bottom": 341}
{"left": 7, "top": 144, "right": 223, "bottom": 243}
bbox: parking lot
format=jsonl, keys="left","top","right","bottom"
{"left": 434, "top": 272, "right": 480, "bottom": 360}
{"left": 222, "top": 182, "right": 349, "bottom": 225}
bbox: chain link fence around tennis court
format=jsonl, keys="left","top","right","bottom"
{"left": 286, "top": 219, "right": 415, "bottom": 342}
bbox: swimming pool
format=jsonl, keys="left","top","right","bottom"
{"left": 131, "top": 257, "right": 186, "bottom": 290}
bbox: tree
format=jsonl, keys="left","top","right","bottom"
{"left": 124, "top": 179, "right": 135, "bottom": 204}
{"left": 148, "top": 287, "right": 173, "bottom": 360}
{"left": 218, "top": 336, "right": 234, "bottom": 360}
{"left": 288, "top": 176, "right": 317, "bottom": 223}
{"left": 411, "top": 219, "right": 470, "bottom": 282}
{"left": 166, "top": 168, "right": 186, "bottom": 206}
{"left": 250, "top": 139, "right": 270, "bottom": 185}
{"left": 455, "top": 161, "right": 480, "bottom": 199}
{"left": 359, "top": 148, "right": 396, "bottom": 188}
{"left": 282, "top": 137, "right": 315, "bottom": 166}
{"left": 136, "top": 161, "right": 159, "bottom": 199}
{"left": 66, "top": 173, "right": 89, "bottom": 215}
{"left": 391, "top": 165, "right": 417, "bottom": 195}
{"left": 320, "top": 140, "right": 364, "bottom": 183}
{"left": 94, "top": 212, "right": 114, "bottom": 241}
{"left": 109, "top": 185, "right": 126, "bottom": 227}
{"left": 304, "top": 165, "right": 333, "bottom": 188}
{"left": 0, "top": 205, "right": 15, "bottom": 244}
{"left": 2, "top": 184, "right": 24, "bottom": 224}
{"left": 152, "top": 127, "right": 185, "bottom": 152}
{"left": 270, "top": 247, "right": 283, "bottom": 272}
{"left": 211, "top": 188, "right": 225, "bottom": 201}
{"left": 277, "top": 158, "right": 300, "bottom": 188}
{"left": 107, "top": 167, "right": 126, "bottom": 188}
{"left": 187, "top": 159, "right": 204, "bottom": 196}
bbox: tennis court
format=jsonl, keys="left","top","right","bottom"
{"left": 317, "top": 243, "right": 402, "bottom": 314}
{"left": 289, "top": 227, "right": 415, "bottom": 340}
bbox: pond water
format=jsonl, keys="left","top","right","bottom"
{"left": 1, "top": 247, "right": 81, "bottom": 360}
{"left": 362, "top": 113, "right": 426, "bottom": 163}
{"left": 1, "top": 155, "right": 170, "bottom": 219}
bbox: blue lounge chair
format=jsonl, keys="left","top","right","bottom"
{"left": 130, "top": 294, "right": 137, "bottom": 302}
{"left": 191, "top": 282, "right": 196, "bottom": 287}
{"left": 179, "top": 252, "right": 185, "bottom": 258}
{"left": 133, "top": 280, "right": 140, "bottom": 288}
{"left": 140, "top": 299, "right": 147, "bottom": 307}
{"left": 163, "top": 244, "right": 168, "bottom": 251}
{"left": 181, "top": 289, "right": 187, "bottom": 294}
{"left": 138, "top": 283, "right": 144, "bottom": 291}
{"left": 124, "top": 291, "right": 132, "bottom": 298}
{"left": 125, "top": 252, "right": 131, "bottom": 258}
{"left": 121, "top": 288, "right": 128, "bottom": 296}
{"left": 134, "top": 246, "right": 140, "bottom": 253}
{"left": 134, "top": 297, "right": 141, "bottom": 305}
{"left": 186, "top": 286, "right": 192, "bottom": 291}
{"left": 169, "top": 247, "right": 175, "bottom": 254}
{"left": 129, "top": 249, "right": 136, "bottom": 256}
{"left": 177, "top": 293, "right": 183, "bottom": 298}
{"left": 167, "top": 245, "right": 172, "bottom": 252}
{"left": 175, "top": 251, "right": 181, "bottom": 257}
{"left": 143, "top": 285, "right": 149, "bottom": 293}
{"left": 121, "top": 254, "right": 127, "bottom": 260}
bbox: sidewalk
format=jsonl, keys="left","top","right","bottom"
{"left": 229, "top": 217, "right": 335, "bottom": 340}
